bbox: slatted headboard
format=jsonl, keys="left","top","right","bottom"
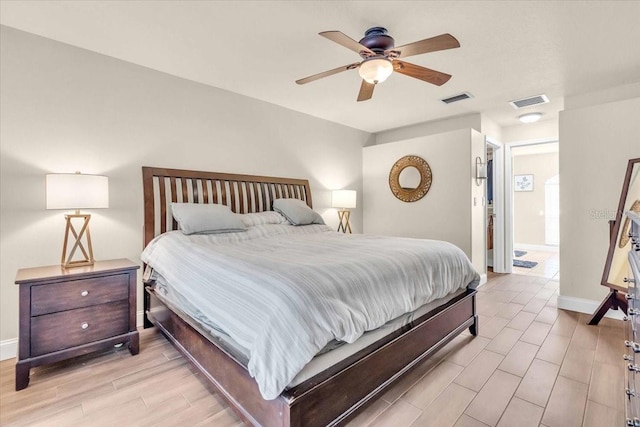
{"left": 142, "top": 167, "right": 313, "bottom": 246}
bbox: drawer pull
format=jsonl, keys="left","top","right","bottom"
{"left": 630, "top": 308, "right": 640, "bottom": 316}
{"left": 625, "top": 277, "right": 636, "bottom": 284}
{"left": 81, "top": 322, "right": 89, "bottom": 330}
{"left": 625, "top": 354, "right": 634, "bottom": 361}
{"left": 628, "top": 363, "right": 640, "bottom": 372}
{"left": 626, "top": 388, "right": 636, "bottom": 397}
{"left": 81, "top": 290, "right": 89, "bottom": 297}
{"left": 625, "top": 341, "right": 640, "bottom": 353}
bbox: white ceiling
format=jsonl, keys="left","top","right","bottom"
{"left": 1, "top": 1, "right": 639, "bottom": 134}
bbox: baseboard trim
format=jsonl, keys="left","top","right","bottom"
{"left": 1, "top": 338, "right": 18, "bottom": 361}
{"left": 478, "top": 274, "right": 488, "bottom": 288}
{"left": 557, "top": 295, "right": 625, "bottom": 320}
{"left": 1, "top": 311, "right": 146, "bottom": 362}
{"left": 514, "top": 243, "right": 559, "bottom": 253}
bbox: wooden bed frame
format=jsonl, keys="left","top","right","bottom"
{"left": 142, "top": 166, "right": 478, "bottom": 427}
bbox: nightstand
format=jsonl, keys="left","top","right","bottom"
{"left": 15, "top": 258, "right": 140, "bottom": 390}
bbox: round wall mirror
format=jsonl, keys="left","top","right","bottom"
{"left": 398, "top": 166, "right": 422, "bottom": 189}
{"left": 389, "top": 155, "right": 433, "bottom": 202}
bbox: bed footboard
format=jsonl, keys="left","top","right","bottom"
{"left": 146, "top": 286, "right": 477, "bottom": 427}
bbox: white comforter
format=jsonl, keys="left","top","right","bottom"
{"left": 141, "top": 224, "right": 479, "bottom": 399}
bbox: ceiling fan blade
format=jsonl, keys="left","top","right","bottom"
{"left": 393, "top": 60, "right": 452, "bottom": 86}
{"left": 388, "top": 33, "right": 460, "bottom": 58}
{"left": 296, "top": 62, "right": 360, "bottom": 85}
{"left": 357, "top": 80, "right": 375, "bottom": 102}
{"left": 320, "top": 31, "right": 375, "bottom": 57}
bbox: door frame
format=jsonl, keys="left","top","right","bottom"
{"left": 504, "top": 138, "right": 559, "bottom": 272}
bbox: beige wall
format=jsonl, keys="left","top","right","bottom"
{"left": 0, "top": 26, "right": 371, "bottom": 346}
{"left": 502, "top": 118, "right": 559, "bottom": 144}
{"left": 362, "top": 129, "right": 486, "bottom": 275}
{"left": 512, "top": 151, "right": 559, "bottom": 246}
{"left": 374, "top": 114, "right": 483, "bottom": 145}
{"left": 559, "top": 96, "right": 640, "bottom": 302}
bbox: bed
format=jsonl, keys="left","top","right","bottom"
{"left": 141, "top": 166, "right": 479, "bottom": 427}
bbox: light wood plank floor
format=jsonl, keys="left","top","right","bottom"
{"left": 0, "top": 272, "right": 625, "bottom": 426}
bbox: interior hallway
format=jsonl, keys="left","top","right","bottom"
{"left": 512, "top": 249, "right": 560, "bottom": 280}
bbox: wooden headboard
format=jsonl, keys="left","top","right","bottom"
{"left": 142, "top": 167, "right": 313, "bottom": 246}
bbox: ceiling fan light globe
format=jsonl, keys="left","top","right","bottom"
{"left": 358, "top": 58, "right": 393, "bottom": 84}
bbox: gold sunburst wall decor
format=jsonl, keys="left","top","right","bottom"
{"left": 389, "top": 155, "right": 433, "bottom": 202}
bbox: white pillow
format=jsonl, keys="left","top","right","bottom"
{"left": 239, "top": 211, "right": 288, "bottom": 227}
{"left": 272, "top": 198, "right": 325, "bottom": 226}
{"left": 171, "top": 203, "right": 246, "bottom": 235}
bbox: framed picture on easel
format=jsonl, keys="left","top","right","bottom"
{"left": 589, "top": 157, "right": 640, "bottom": 325}
{"left": 602, "top": 158, "right": 640, "bottom": 292}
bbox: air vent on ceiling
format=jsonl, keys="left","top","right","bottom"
{"left": 509, "top": 94, "right": 550, "bottom": 109}
{"left": 441, "top": 92, "right": 473, "bottom": 104}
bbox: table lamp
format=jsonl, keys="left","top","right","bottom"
{"left": 331, "top": 190, "right": 356, "bottom": 234}
{"left": 46, "top": 172, "right": 109, "bottom": 268}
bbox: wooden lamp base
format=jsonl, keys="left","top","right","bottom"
{"left": 337, "top": 210, "right": 352, "bottom": 234}
{"left": 61, "top": 213, "right": 95, "bottom": 268}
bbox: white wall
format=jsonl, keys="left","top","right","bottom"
{"left": 0, "top": 26, "right": 371, "bottom": 350}
{"left": 362, "top": 129, "right": 486, "bottom": 274}
{"left": 512, "top": 151, "right": 559, "bottom": 246}
{"left": 480, "top": 115, "right": 503, "bottom": 144}
{"left": 502, "top": 118, "right": 559, "bottom": 144}
{"left": 374, "top": 113, "right": 482, "bottom": 145}
{"left": 559, "top": 95, "right": 640, "bottom": 302}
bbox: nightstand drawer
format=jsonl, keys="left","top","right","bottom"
{"left": 31, "top": 274, "right": 129, "bottom": 316}
{"left": 31, "top": 300, "right": 129, "bottom": 356}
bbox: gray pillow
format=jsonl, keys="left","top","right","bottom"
{"left": 239, "top": 211, "right": 288, "bottom": 227}
{"left": 171, "top": 203, "right": 246, "bottom": 235}
{"left": 272, "top": 198, "right": 325, "bottom": 226}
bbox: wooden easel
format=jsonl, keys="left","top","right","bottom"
{"left": 588, "top": 219, "right": 628, "bottom": 325}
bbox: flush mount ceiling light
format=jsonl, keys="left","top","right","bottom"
{"left": 358, "top": 57, "right": 394, "bottom": 84}
{"left": 519, "top": 112, "right": 543, "bottom": 123}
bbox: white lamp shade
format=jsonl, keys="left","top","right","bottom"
{"left": 332, "top": 190, "right": 357, "bottom": 209}
{"left": 46, "top": 173, "right": 109, "bottom": 210}
{"left": 358, "top": 58, "right": 393, "bottom": 84}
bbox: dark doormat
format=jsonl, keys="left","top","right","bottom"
{"left": 513, "top": 259, "right": 538, "bottom": 268}
{"left": 514, "top": 250, "right": 527, "bottom": 257}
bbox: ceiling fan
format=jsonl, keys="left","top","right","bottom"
{"left": 296, "top": 27, "right": 460, "bottom": 101}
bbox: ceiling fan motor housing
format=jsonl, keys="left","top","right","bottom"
{"left": 359, "top": 27, "right": 395, "bottom": 54}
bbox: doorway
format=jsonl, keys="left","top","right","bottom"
{"left": 486, "top": 138, "right": 507, "bottom": 273}
{"left": 506, "top": 141, "right": 560, "bottom": 279}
